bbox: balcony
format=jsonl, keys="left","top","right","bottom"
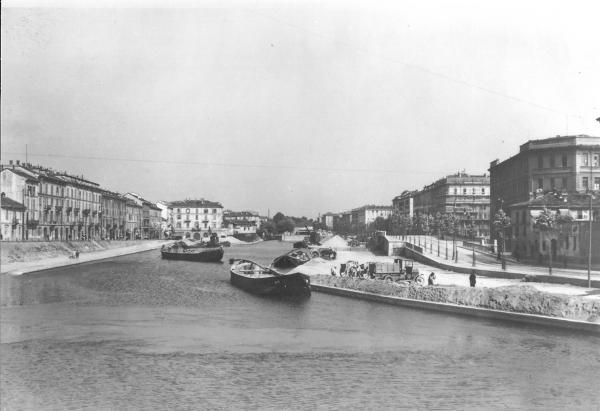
{"left": 66, "top": 206, "right": 73, "bottom": 213}
{"left": 83, "top": 209, "right": 91, "bottom": 216}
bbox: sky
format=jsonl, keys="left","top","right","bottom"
{"left": 2, "top": 0, "right": 599, "bottom": 218}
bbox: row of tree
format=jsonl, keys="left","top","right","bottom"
{"left": 257, "top": 212, "right": 326, "bottom": 237}
{"left": 333, "top": 211, "right": 479, "bottom": 238}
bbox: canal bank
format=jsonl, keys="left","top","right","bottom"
{"left": 401, "top": 246, "right": 600, "bottom": 288}
{"left": 1, "top": 240, "right": 167, "bottom": 275}
{"left": 311, "top": 275, "right": 600, "bottom": 332}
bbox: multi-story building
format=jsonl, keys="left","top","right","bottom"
{"left": 100, "top": 190, "right": 127, "bottom": 240}
{"left": 53, "top": 173, "right": 102, "bottom": 241}
{"left": 392, "top": 190, "right": 417, "bottom": 219}
{"left": 508, "top": 192, "right": 599, "bottom": 266}
{"left": 125, "top": 193, "right": 162, "bottom": 239}
{"left": 1, "top": 162, "right": 41, "bottom": 240}
{"left": 1, "top": 193, "right": 26, "bottom": 241}
{"left": 125, "top": 199, "right": 143, "bottom": 239}
{"left": 1, "top": 162, "right": 102, "bottom": 241}
{"left": 351, "top": 205, "right": 394, "bottom": 231}
{"left": 168, "top": 199, "right": 224, "bottom": 240}
{"left": 223, "top": 210, "right": 262, "bottom": 227}
{"left": 393, "top": 173, "right": 491, "bottom": 238}
{"left": 319, "top": 212, "right": 340, "bottom": 230}
{"left": 489, "top": 134, "right": 600, "bottom": 246}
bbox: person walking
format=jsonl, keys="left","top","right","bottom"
{"left": 428, "top": 272, "right": 436, "bottom": 286}
{"left": 469, "top": 272, "right": 476, "bottom": 287}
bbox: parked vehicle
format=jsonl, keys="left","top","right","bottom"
{"left": 308, "top": 247, "right": 337, "bottom": 260}
{"left": 367, "top": 258, "right": 423, "bottom": 285}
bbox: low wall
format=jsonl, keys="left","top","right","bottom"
{"left": 311, "top": 275, "right": 600, "bottom": 331}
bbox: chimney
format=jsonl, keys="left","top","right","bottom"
{"left": 9, "top": 160, "right": 13, "bottom": 165}
{"left": 16, "top": 160, "right": 20, "bottom": 165}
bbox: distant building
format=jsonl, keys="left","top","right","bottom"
{"left": 125, "top": 193, "right": 162, "bottom": 239}
{"left": 351, "top": 205, "right": 394, "bottom": 231}
{"left": 1, "top": 194, "right": 26, "bottom": 241}
{"left": 393, "top": 173, "right": 490, "bottom": 238}
{"left": 392, "top": 190, "right": 417, "bottom": 219}
{"left": 489, "top": 134, "right": 600, "bottom": 246}
{"left": 223, "top": 210, "right": 262, "bottom": 227}
{"left": 125, "top": 199, "right": 142, "bottom": 239}
{"left": 168, "top": 199, "right": 224, "bottom": 240}
{"left": 100, "top": 190, "right": 127, "bottom": 240}
{"left": 318, "top": 212, "right": 340, "bottom": 230}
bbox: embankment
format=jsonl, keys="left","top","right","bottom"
{"left": 1, "top": 240, "right": 163, "bottom": 265}
{"left": 312, "top": 275, "right": 600, "bottom": 324}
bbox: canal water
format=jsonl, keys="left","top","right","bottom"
{"left": 1, "top": 242, "right": 599, "bottom": 409}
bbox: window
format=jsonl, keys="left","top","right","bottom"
{"left": 561, "top": 154, "right": 567, "bottom": 167}
{"left": 550, "top": 178, "right": 555, "bottom": 189}
{"left": 453, "top": 188, "right": 457, "bottom": 195}
{"left": 549, "top": 156, "right": 555, "bottom": 168}
{"left": 177, "top": 214, "right": 181, "bottom": 220}
{"left": 195, "top": 215, "right": 198, "bottom": 220}
{"left": 595, "top": 178, "right": 600, "bottom": 190}
{"left": 562, "top": 177, "right": 567, "bottom": 189}
{"left": 538, "top": 178, "right": 543, "bottom": 190}
{"left": 463, "top": 188, "right": 467, "bottom": 195}
{"left": 186, "top": 208, "right": 190, "bottom": 214}
{"left": 481, "top": 188, "right": 485, "bottom": 195}
{"left": 594, "top": 154, "right": 599, "bottom": 167}
{"left": 204, "top": 209, "right": 208, "bottom": 213}
{"left": 582, "top": 154, "right": 589, "bottom": 166}
{"left": 177, "top": 208, "right": 180, "bottom": 213}
{"left": 537, "top": 155, "right": 543, "bottom": 168}
{"left": 472, "top": 188, "right": 476, "bottom": 195}
{"left": 213, "top": 209, "right": 217, "bottom": 214}
{"left": 583, "top": 177, "right": 589, "bottom": 190}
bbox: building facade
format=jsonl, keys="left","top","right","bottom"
{"left": 1, "top": 194, "right": 26, "bottom": 241}
{"left": 125, "top": 199, "right": 143, "bottom": 239}
{"left": 168, "top": 199, "right": 224, "bottom": 239}
{"left": 508, "top": 192, "right": 600, "bottom": 266}
{"left": 100, "top": 190, "right": 127, "bottom": 240}
{"left": 124, "top": 193, "right": 162, "bottom": 239}
{"left": 489, "top": 134, "right": 600, "bottom": 245}
{"left": 392, "top": 190, "right": 416, "bottom": 219}
{"left": 393, "top": 173, "right": 491, "bottom": 238}
{"left": 1, "top": 164, "right": 41, "bottom": 240}
{"left": 351, "top": 205, "right": 394, "bottom": 231}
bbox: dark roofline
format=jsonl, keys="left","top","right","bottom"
{"left": 1, "top": 196, "right": 26, "bottom": 210}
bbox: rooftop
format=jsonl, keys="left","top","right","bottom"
{"left": 169, "top": 199, "right": 223, "bottom": 208}
{"left": 510, "top": 191, "right": 600, "bottom": 209}
{"left": 490, "top": 134, "right": 600, "bottom": 169}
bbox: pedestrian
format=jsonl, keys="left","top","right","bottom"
{"left": 469, "top": 272, "right": 476, "bottom": 287}
{"left": 428, "top": 272, "right": 436, "bottom": 286}
{"left": 330, "top": 266, "right": 337, "bottom": 276}
{"left": 75, "top": 250, "right": 80, "bottom": 259}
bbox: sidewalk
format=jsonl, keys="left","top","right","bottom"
{"left": 1, "top": 240, "right": 165, "bottom": 275}
{"left": 403, "top": 236, "right": 600, "bottom": 288}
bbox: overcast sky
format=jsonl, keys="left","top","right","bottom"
{"left": 2, "top": 0, "right": 599, "bottom": 217}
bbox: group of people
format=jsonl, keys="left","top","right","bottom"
{"left": 329, "top": 265, "right": 478, "bottom": 288}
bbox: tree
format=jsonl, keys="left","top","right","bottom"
{"left": 272, "top": 212, "right": 286, "bottom": 224}
{"left": 532, "top": 208, "right": 573, "bottom": 275}
{"left": 276, "top": 218, "right": 295, "bottom": 234}
{"left": 493, "top": 209, "right": 511, "bottom": 269}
